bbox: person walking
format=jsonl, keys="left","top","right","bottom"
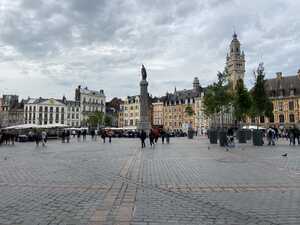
{"left": 165, "top": 130, "right": 170, "bottom": 144}
{"left": 41, "top": 130, "right": 47, "bottom": 147}
{"left": 289, "top": 127, "right": 296, "bottom": 146}
{"left": 35, "top": 132, "right": 41, "bottom": 147}
{"left": 101, "top": 130, "right": 106, "bottom": 143}
{"left": 61, "top": 130, "right": 66, "bottom": 143}
{"left": 149, "top": 129, "right": 155, "bottom": 148}
{"left": 91, "top": 129, "right": 95, "bottom": 141}
{"left": 107, "top": 129, "right": 113, "bottom": 143}
{"left": 82, "top": 129, "right": 87, "bottom": 141}
{"left": 140, "top": 130, "right": 147, "bottom": 148}
{"left": 77, "top": 130, "right": 81, "bottom": 141}
{"left": 267, "top": 127, "right": 275, "bottom": 146}
{"left": 66, "top": 129, "right": 70, "bottom": 143}
{"left": 161, "top": 129, "right": 165, "bottom": 144}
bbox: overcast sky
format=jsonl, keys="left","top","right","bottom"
{"left": 0, "top": 0, "right": 300, "bottom": 100}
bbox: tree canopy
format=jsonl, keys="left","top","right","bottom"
{"left": 203, "top": 69, "right": 233, "bottom": 117}
{"left": 233, "top": 79, "right": 252, "bottom": 123}
{"left": 185, "top": 105, "right": 195, "bottom": 117}
{"left": 87, "top": 111, "right": 104, "bottom": 128}
{"left": 251, "top": 63, "right": 273, "bottom": 120}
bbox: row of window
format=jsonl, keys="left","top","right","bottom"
{"left": 255, "top": 114, "right": 295, "bottom": 124}
{"left": 82, "top": 97, "right": 104, "bottom": 105}
{"left": 67, "top": 113, "right": 80, "bottom": 119}
{"left": 275, "top": 101, "right": 298, "bottom": 111}
{"left": 164, "top": 122, "right": 183, "bottom": 127}
{"left": 124, "top": 112, "right": 139, "bottom": 117}
{"left": 121, "top": 105, "right": 139, "bottom": 111}
{"left": 165, "top": 99, "right": 195, "bottom": 106}
{"left": 124, "top": 119, "right": 139, "bottom": 126}
{"left": 270, "top": 89, "right": 296, "bottom": 97}
{"left": 82, "top": 106, "right": 103, "bottom": 112}
{"left": 67, "top": 121, "right": 79, "bottom": 127}
{"left": 25, "top": 106, "right": 65, "bottom": 113}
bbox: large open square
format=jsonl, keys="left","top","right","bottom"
{"left": 0, "top": 137, "right": 299, "bottom": 225}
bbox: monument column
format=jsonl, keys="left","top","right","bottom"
{"left": 137, "top": 64, "right": 151, "bottom": 133}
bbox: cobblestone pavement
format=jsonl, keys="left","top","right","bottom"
{"left": 0, "top": 137, "right": 299, "bottom": 225}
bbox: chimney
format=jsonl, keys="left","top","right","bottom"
{"left": 276, "top": 72, "right": 282, "bottom": 80}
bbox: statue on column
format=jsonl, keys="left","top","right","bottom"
{"left": 138, "top": 64, "right": 151, "bottom": 132}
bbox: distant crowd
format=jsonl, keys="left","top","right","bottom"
{"left": 222, "top": 126, "right": 300, "bottom": 147}
{"left": 0, "top": 127, "right": 173, "bottom": 148}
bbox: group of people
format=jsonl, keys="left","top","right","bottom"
{"left": 140, "top": 129, "right": 170, "bottom": 148}
{"left": 266, "top": 126, "right": 300, "bottom": 146}
{"left": 30, "top": 130, "right": 48, "bottom": 147}
{"left": 0, "top": 131, "right": 16, "bottom": 145}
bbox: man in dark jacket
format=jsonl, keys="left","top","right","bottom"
{"left": 140, "top": 130, "right": 147, "bottom": 148}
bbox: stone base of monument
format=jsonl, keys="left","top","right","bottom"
{"left": 137, "top": 122, "right": 151, "bottom": 133}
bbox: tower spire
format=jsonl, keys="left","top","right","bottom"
{"left": 226, "top": 32, "right": 245, "bottom": 90}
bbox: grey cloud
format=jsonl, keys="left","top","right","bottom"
{"left": 0, "top": 0, "right": 300, "bottom": 99}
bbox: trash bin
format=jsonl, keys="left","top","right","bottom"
{"left": 219, "top": 129, "right": 227, "bottom": 147}
{"left": 209, "top": 129, "right": 218, "bottom": 144}
{"left": 238, "top": 129, "right": 247, "bottom": 143}
{"left": 253, "top": 129, "right": 263, "bottom": 146}
{"left": 246, "top": 129, "right": 252, "bottom": 140}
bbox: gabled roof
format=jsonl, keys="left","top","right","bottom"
{"left": 24, "top": 98, "right": 66, "bottom": 106}
{"left": 265, "top": 75, "right": 300, "bottom": 97}
{"left": 163, "top": 88, "right": 202, "bottom": 102}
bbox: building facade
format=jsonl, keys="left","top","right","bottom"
{"left": 0, "top": 95, "right": 24, "bottom": 128}
{"left": 152, "top": 99, "right": 164, "bottom": 127}
{"left": 119, "top": 95, "right": 140, "bottom": 128}
{"left": 24, "top": 98, "right": 67, "bottom": 125}
{"left": 0, "top": 98, "right": 3, "bottom": 112}
{"left": 250, "top": 70, "right": 300, "bottom": 129}
{"left": 1, "top": 95, "right": 19, "bottom": 111}
{"left": 162, "top": 78, "right": 203, "bottom": 132}
{"left": 75, "top": 85, "right": 106, "bottom": 126}
{"left": 66, "top": 100, "right": 81, "bottom": 127}
{"left": 106, "top": 98, "right": 123, "bottom": 127}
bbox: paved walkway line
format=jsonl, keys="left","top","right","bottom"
{"left": 89, "top": 149, "right": 142, "bottom": 225}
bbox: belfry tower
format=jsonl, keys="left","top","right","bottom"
{"left": 226, "top": 33, "right": 245, "bottom": 90}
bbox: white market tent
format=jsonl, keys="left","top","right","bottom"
{"left": 242, "top": 125, "right": 265, "bottom": 130}
{"left": 3, "top": 124, "right": 69, "bottom": 130}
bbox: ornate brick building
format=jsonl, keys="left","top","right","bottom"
{"left": 253, "top": 70, "right": 300, "bottom": 129}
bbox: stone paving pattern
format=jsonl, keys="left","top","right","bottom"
{"left": 0, "top": 137, "right": 299, "bottom": 225}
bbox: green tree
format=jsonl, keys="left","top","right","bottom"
{"left": 251, "top": 63, "right": 273, "bottom": 126}
{"left": 203, "top": 69, "right": 233, "bottom": 127}
{"left": 233, "top": 79, "right": 252, "bottom": 126}
{"left": 87, "top": 111, "right": 104, "bottom": 128}
{"left": 185, "top": 105, "right": 194, "bottom": 117}
{"left": 104, "top": 115, "right": 113, "bottom": 127}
